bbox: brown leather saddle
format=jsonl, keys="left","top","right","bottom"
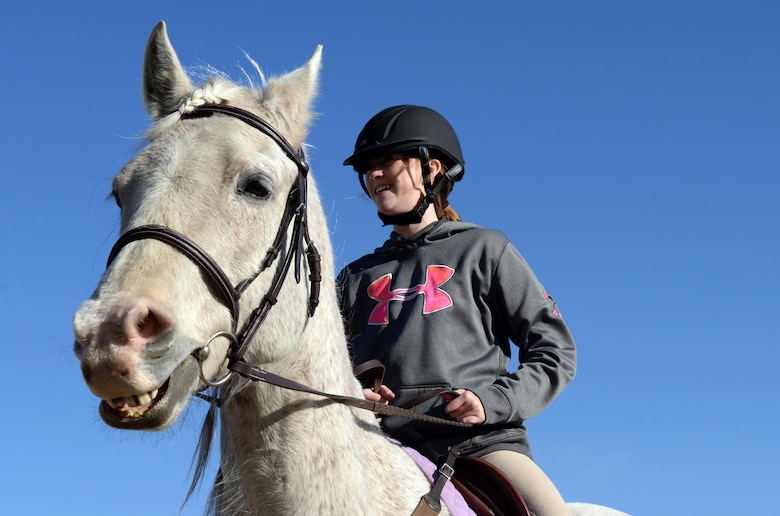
{"left": 451, "top": 455, "right": 531, "bottom": 516}
{"left": 412, "top": 453, "right": 531, "bottom": 516}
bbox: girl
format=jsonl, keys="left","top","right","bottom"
{"left": 338, "top": 105, "right": 576, "bottom": 515}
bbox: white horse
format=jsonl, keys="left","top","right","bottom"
{"left": 73, "top": 21, "right": 628, "bottom": 516}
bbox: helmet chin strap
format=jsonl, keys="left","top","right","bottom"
{"left": 357, "top": 146, "right": 463, "bottom": 227}
{"left": 377, "top": 161, "right": 464, "bottom": 227}
{"left": 377, "top": 191, "right": 434, "bottom": 226}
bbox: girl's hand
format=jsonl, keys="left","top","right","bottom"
{"left": 363, "top": 385, "right": 395, "bottom": 421}
{"left": 363, "top": 384, "right": 395, "bottom": 404}
{"left": 444, "top": 389, "right": 486, "bottom": 424}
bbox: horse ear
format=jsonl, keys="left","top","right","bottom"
{"left": 261, "top": 46, "right": 323, "bottom": 144}
{"left": 142, "top": 21, "right": 194, "bottom": 119}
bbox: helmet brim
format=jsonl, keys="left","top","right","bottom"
{"left": 343, "top": 137, "right": 429, "bottom": 170}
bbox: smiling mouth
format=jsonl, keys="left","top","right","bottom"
{"left": 374, "top": 185, "right": 392, "bottom": 195}
{"left": 102, "top": 379, "right": 169, "bottom": 419}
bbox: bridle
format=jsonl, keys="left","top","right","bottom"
{"left": 106, "top": 104, "right": 321, "bottom": 385}
{"left": 105, "top": 104, "right": 470, "bottom": 429}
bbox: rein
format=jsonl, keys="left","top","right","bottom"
{"left": 227, "top": 361, "right": 472, "bottom": 428}
{"left": 107, "top": 104, "right": 469, "bottom": 429}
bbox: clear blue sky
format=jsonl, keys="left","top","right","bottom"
{"left": 1, "top": 1, "right": 777, "bottom": 514}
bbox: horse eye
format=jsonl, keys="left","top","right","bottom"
{"left": 238, "top": 177, "right": 272, "bottom": 200}
{"left": 111, "top": 190, "right": 122, "bottom": 208}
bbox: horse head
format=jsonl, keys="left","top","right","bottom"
{"left": 73, "top": 21, "right": 331, "bottom": 431}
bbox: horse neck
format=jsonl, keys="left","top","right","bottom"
{"left": 216, "top": 198, "right": 385, "bottom": 511}
{"left": 217, "top": 309, "right": 380, "bottom": 513}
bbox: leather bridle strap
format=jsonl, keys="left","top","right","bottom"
{"left": 231, "top": 185, "right": 307, "bottom": 362}
{"left": 182, "top": 104, "right": 309, "bottom": 174}
{"left": 182, "top": 105, "right": 323, "bottom": 360}
{"left": 107, "top": 224, "right": 241, "bottom": 333}
{"left": 228, "top": 360, "right": 473, "bottom": 428}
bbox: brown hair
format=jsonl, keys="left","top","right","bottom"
{"left": 433, "top": 165, "right": 460, "bottom": 221}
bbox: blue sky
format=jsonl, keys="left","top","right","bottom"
{"left": 1, "top": 1, "right": 778, "bottom": 514}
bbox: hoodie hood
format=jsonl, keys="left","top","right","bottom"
{"left": 375, "top": 221, "right": 481, "bottom": 257}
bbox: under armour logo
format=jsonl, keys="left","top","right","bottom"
{"left": 366, "top": 265, "right": 454, "bottom": 325}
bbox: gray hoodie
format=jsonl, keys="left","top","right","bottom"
{"left": 338, "top": 221, "right": 576, "bottom": 461}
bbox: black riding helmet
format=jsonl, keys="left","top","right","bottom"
{"left": 343, "top": 105, "right": 465, "bottom": 225}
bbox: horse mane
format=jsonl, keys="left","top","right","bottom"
{"left": 184, "top": 380, "right": 254, "bottom": 514}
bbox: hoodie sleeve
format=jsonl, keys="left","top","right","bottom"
{"left": 471, "top": 240, "right": 577, "bottom": 424}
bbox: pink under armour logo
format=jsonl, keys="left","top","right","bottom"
{"left": 366, "top": 265, "right": 455, "bottom": 325}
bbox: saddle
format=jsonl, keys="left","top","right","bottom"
{"left": 451, "top": 455, "right": 531, "bottom": 516}
{"left": 409, "top": 450, "right": 531, "bottom": 516}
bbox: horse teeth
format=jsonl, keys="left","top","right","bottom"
{"left": 101, "top": 380, "right": 169, "bottom": 418}
{"left": 105, "top": 389, "right": 158, "bottom": 409}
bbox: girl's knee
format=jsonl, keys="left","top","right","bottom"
{"left": 481, "top": 451, "right": 571, "bottom": 516}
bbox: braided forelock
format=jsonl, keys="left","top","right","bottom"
{"left": 144, "top": 76, "right": 248, "bottom": 141}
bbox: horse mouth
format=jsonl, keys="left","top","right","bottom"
{"left": 98, "top": 358, "right": 200, "bottom": 430}
{"left": 102, "top": 379, "right": 169, "bottom": 419}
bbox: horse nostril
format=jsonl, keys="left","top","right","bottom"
{"left": 122, "top": 298, "right": 176, "bottom": 349}
{"left": 137, "top": 309, "right": 163, "bottom": 340}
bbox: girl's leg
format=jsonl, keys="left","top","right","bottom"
{"left": 481, "top": 450, "right": 571, "bottom": 516}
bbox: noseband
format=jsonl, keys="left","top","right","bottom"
{"left": 106, "top": 104, "right": 321, "bottom": 381}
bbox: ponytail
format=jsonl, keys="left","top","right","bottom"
{"left": 441, "top": 205, "right": 461, "bottom": 222}
{"left": 433, "top": 169, "right": 461, "bottom": 221}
